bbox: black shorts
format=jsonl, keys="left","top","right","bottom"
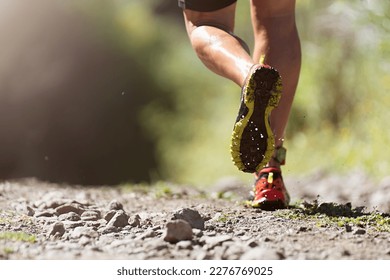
{"left": 178, "top": 0, "right": 237, "bottom": 12}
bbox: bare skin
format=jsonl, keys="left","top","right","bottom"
{"left": 183, "top": 0, "right": 301, "bottom": 169}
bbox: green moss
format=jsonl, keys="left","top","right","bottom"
{"left": 216, "top": 213, "right": 229, "bottom": 223}
{"left": 154, "top": 184, "right": 173, "bottom": 199}
{"left": 3, "top": 247, "right": 14, "bottom": 254}
{"left": 275, "top": 200, "right": 390, "bottom": 232}
{"left": 0, "top": 232, "right": 37, "bottom": 243}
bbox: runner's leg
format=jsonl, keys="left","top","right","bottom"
{"left": 250, "top": 0, "right": 301, "bottom": 166}
{"left": 182, "top": 3, "right": 254, "bottom": 87}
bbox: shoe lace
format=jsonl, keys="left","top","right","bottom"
{"left": 254, "top": 170, "right": 283, "bottom": 193}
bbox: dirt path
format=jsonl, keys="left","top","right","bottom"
{"left": 0, "top": 174, "right": 389, "bottom": 260}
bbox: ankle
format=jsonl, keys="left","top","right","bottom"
{"left": 267, "top": 146, "right": 287, "bottom": 169}
{"left": 240, "top": 63, "right": 258, "bottom": 87}
{"left": 267, "top": 158, "right": 281, "bottom": 169}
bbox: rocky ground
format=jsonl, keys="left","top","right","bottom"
{"left": 0, "top": 170, "right": 389, "bottom": 260}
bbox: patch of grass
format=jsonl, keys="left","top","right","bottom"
{"left": 119, "top": 183, "right": 150, "bottom": 194}
{"left": 153, "top": 183, "right": 174, "bottom": 199}
{"left": 0, "top": 232, "right": 37, "bottom": 243}
{"left": 275, "top": 200, "right": 390, "bottom": 232}
{"left": 215, "top": 213, "right": 230, "bottom": 223}
{"left": 3, "top": 247, "right": 14, "bottom": 254}
{"left": 335, "top": 213, "right": 390, "bottom": 232}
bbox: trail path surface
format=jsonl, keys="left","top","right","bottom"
{"left": 1, "top": 172, "right": 389, "bottom": 260}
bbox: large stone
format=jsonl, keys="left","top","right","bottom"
{"left": 129, "top": 214, "right": 141, "bottom": 227}
{"left": 104, "top": 210, "right": 117, "bottom": 222}
{"left": 106, "top": 210, "right": 129, "bottom": 228}
{"left": 107, "top": 200, "right": 123, "bottom": 211}
{"left": 55, "top": 203, "right": 84, "bottom": 215}
{"left": 163, "top": 219, "right": 193, "bottom": 243}
{"left": 47, "top": 222, "right": 65, "bottom": 237}
{"left": 173, "top": 208, "right": 205, "bottom": 230}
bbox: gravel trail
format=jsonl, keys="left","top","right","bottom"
{"left": 1, "top": 172, "right": 389, "bottom": 260}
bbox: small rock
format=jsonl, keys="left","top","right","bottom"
{"left": 81, "top": 210, "right": 101, "bottom": 221}
{"left": 108, "top": 200, "right": 123, "bottom": 211}
{"left": 55, "top": 203, "right": 84, "bottom": 215}
{"left": 354, "top": 229, "right": 366, "bottom": 235}
{"left": 163, "top": 219, "right": 193, "bottom": 243}
{"left": 59, "top": 212, "right": 81, "bottom": 222}
{"left": 104, "top": 210, "right": 117, "bottom": 222}
{"left": 35, "top": 210, "right": 57, "bottom": 218}
{"left": 297, "top": 226, "right": 308, "bottom": 232}
{"left": 173, "top": 208, "right": 205, "bottom": 230}
{"left": 342, "top": 249, "right": 351, "bottom": 256}
{"left": 106, "top": 210, "right": 129, "bottom": 228}
{"left": 26, "top": 206, "right": 35, "bottom": 217}
{"left": 345, "top": 224, "right": 353, "bottom": 232}
{"left": 129, "top": 214, "right": 141, "bottom": 227}
{"left": 246, "top": 239, "right": 259, "bottom": 248}
{"left": 48, "top": 222, "right": 65, "bottom": 237}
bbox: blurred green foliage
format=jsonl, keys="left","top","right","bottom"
{"left": 289, "top": 0, "right": 390, "bottom": 178}
{"left": 72, "top": 0, "right": 390, "bottom": 185}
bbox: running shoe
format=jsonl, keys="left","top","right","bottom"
{"left": 248, "top": 167, "right": 290, "bottom": 210}
{"left": 230, "top": 64, "right": 282, "bottom": 173}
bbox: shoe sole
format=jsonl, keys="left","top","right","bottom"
{"left": 250, "top": 199, "right": 287, "bottom": 211}
{"left": 246, "top": 192, "right": 289, "bottom": 211}
{"left": 230, "top": 66, "right": 282, "bottom": 173}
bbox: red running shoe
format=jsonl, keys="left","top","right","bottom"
{"left": 249, "top": 167, "right": 290, "bottom": 210}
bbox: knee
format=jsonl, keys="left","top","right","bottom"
{"left": 187, "top": 26, "right": 216, "bottom": 59}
